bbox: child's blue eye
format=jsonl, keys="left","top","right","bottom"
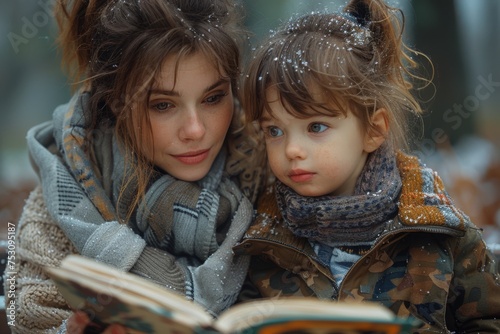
{"left": 309, "top": 123, "right": 328, "bottom": 133}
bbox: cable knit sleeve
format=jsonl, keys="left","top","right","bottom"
{"left": 4, "top": 186, "right": 77, "bottom": 334}
{"left": 129, "top": 246, "right": 187, "bottom": 293}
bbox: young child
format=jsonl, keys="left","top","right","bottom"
{"left": 235, "top": 0, "right": 500, "bottom": 332}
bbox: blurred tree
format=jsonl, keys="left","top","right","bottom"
{"left": 411, "top": 0, "right": 470, "bottom": 148}
{"left": 0, "top": 2, "right": 70, "bottom": 185}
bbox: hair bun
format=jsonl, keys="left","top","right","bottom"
{"left": 345, "top": 0, "right": 371, "bottom": 26}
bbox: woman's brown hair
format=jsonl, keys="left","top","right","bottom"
{"left": 54, "top": 0, "right": 259, "bottom": 220}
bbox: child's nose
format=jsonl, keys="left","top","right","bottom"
{"left": 285, "top": 137, "right": 307, "bottom": 160}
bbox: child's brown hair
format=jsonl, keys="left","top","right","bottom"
{"left": 244, "top": 0, "right": 433, "bottom": 152}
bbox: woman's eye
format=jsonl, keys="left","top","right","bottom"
{"left": 151, "top": 101, "right": 172, "bottom": 112}
{"left": 309, "top": 123, "right": 328, "bottom": 133}
{"left": 265, "top": 126, "right": 283, "bottom": 138}
{"left": 205, "top": 92, "right": 228, "bottom": 105}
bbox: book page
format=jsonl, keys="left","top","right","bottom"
{"left": 57, "top": 255, "right": 211, "bottom": 321}
{"left": 45, "top": 255, "right": 213, "bottom": 332}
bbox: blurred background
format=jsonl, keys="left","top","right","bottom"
{"left": 0, "top": 2, "right": 499, "bottom": 330}
{"left": 1, "top": 0, "right": 499, "bottom": 249}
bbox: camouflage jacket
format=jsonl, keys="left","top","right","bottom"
{"left": 234, "top": 152, "right": 500, "bottom": 333}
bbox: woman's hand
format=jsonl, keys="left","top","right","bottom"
{"left": 66, "top": 311, "right": 127, "bottom": 334}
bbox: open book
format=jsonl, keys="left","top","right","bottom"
{"left": 45, "top": 255, "right": 420, "bottom": 334}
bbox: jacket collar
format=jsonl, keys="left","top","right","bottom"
{"left": 396, "top": 151, "right": 469, "bottom": 232}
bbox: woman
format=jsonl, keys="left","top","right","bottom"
{"left": 6, "top": 0, "right": 265, "bottom": 333}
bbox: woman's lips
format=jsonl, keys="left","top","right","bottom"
{"left": 173, "top": 149, "right": 210, "bottom": 165}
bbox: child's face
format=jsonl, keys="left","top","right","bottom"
{"left": 260, "top": 87, "right": 373, "bottom": 197}
{"left": 145, "top": 52, "right": 234, "bottom": 181}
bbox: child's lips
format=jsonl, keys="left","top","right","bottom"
{"left": 289, "top": 169, "right": 315, "bottom": 182}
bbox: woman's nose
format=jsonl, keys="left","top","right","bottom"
{"left": 179, "top": 110, "right": 205, "bottom": 141}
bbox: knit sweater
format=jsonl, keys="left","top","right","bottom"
{"left": 5, "top": 187, "right": 75, "bottom": 333}
{"left": 6, "top": 184, "right": 253, "bottom": 333}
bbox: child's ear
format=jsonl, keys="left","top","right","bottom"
{"left": 363, "top": 108, "right": 389, "bottom": 153}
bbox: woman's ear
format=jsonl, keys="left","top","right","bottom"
{"left": 363, "top": 108, "right": 389, "bottom": 153}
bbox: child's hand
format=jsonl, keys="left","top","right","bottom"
{"left": 66, "top": 311, "right": 127, "bottom": 334}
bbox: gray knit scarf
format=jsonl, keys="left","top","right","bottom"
{"left": 27, "top": 92, "right": 253, "bottom": 315}
{"left": 275, "top": 143, "right": 401, "bottom": 247}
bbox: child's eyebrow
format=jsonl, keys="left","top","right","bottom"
{"left": 258, "top": 114, "right": 273, "bottom": 123}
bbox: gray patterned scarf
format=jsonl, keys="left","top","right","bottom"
{"left": 27, "top": 92, "right": 253, "bottom": 314}
{"left": 275, "top": 143, "right": 401, "bottom": 247}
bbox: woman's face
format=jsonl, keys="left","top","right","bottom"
{"left": 145, "top": 52, "right": 234, "bottom": 181}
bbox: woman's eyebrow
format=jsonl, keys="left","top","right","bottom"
{"left": 149, "top": 78, "right": 230, "bottom": 97}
